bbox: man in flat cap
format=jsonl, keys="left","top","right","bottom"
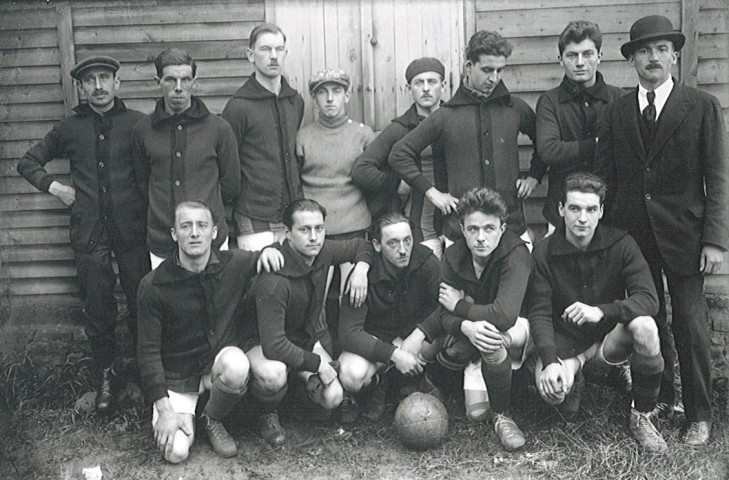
{"left": 132, "top": 48, "right": 240, "bottom": 268}
{"left": 595, "top": 14, "right": 729, "bottom": 446}
{"left": 352, "top": 57, "right": 448, "bottom": 258}
{"left": 17, "top": 55, "right": 151, "bottom": 414}
{"left": 222, "top": 23, "right": 305, "bottom": 252}
{"left": 296, "top": 68, "right": 375, "bottom": 347}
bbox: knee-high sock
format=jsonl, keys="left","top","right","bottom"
{"left": 250, "top": 383, "right": 288, "bottom": 413}
{"left": 631, "top": 352, "right": 664, "bottom": 413}
{"left": 425, "top": 358, "right": 461, "bottom": 393}
{"left": 481, "top": 346, "right": 512, "bottom": 414}
{"left": 204, "top": 377, "right": 247, "bottom": 420}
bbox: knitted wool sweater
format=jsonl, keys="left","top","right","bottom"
{"left": 296, "top": 115, "right": 376, "bottom": 235}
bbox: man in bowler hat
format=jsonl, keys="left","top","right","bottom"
{"left": 17, "top": 56, "right": 151, "bottom": 414}
{"left": 595, "top": 15, "right": 728, "bottom": 446}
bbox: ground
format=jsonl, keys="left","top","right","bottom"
{"left": 1, "top": 356, "right": 728, "bottom": 480}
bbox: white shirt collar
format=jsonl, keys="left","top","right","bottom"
{"left": 638, "top": 77, "right": 674, "bottom": 120}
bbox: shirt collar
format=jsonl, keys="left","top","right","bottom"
{"left": 557, "top": 72, "right": 611, "bottom": 103}
{"left": 638, "top": 76, "right": 673, "bottom": 119}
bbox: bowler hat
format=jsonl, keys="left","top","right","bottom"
{"left": 309, "top": 68, "right": 350, "bottom": 93}
{"left": 620, "top": 15, "right": 685, "bottom": 59}
{"left": 71, "top": 55, "right": 120, "bottom": 80}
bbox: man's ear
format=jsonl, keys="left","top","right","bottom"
{"left": 372, "top": 238, "right": 382, "bottom": 253}
{"left": 558, "top": 201, "right": 565, "bottom": 218}
{"left": 212, "top": 225, "right": 218, "bottom": 240}
{"left": 598, "top": 204, "right": 604, "bottom": 219}
{"left": 170, "top": 227, "right": 177, "bottom": 242}
{"left": 154, "top": 76, "right": 161, "bottom": 86}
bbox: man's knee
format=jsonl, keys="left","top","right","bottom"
{"left": 481, "top": 344, "right": 508, "bottom": 365}
{"left": 214, "top": 347, "right": 250, "bottom": 389}
{"left": 164, "top": 430, "right": 193, "bottom": 464}
{"left": 338, "top": 353, "right": 372, "bottom": 393}
{"left": 319, "top": 381, "right": 344, "bottom": 410}
{"left": 252, "top": 362, "right": 288, "bottom": 394}
{"left": 628, "top": 316, "right": 660, "bottom": 356}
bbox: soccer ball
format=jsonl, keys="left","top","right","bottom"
{"left": 394, "top": 392, "right": 448, "bottom": 450}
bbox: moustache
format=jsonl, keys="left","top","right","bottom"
{"left": 93, "top": 90, "right": 109, "bottom": 96}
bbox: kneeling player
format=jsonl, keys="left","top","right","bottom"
{"left": 528, "top": 173, "right": 666, "bottom": 452}
{"left": 403, "top": 188, "right": 533, "bottom": 451}
{"left": 243, "top": 199, "right": 373, "bottom": 446}
{"left": 337, "top": 213, "right": 441, "bottom": 422}
{"left": 137, "top": 201, "right": 283, "bottom": 463}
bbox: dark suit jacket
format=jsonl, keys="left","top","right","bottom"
{"left": 595, "top": 80, "right": 728, "bottom": 276}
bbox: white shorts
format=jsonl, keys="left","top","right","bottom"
{"left": 151, "top": 346, "right": 232, "bottom": 425}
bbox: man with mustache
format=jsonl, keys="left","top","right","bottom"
{"left": 222, "top": 23, "right": 305, "bottom": 252}
{"left": 536, "top": 21, "right": 623, "bottom": 234}
{"left": 336, "top": 213, "right": 441, "bottom": 422}
{"left": 352, "top": 58, "right": 448, "bottom": 258}
{"left": 132, "top": 49, "right": 240, "bottom": 268}
{"left": 389, "top": 31, "right": 546, "bottom": 247}
{"left": 18, "top": 55, "right": 150, "bottom": 415}
{"left": 242, "top": 199, "right": 373, "bottom": 446}
{"left": 595, "top": 15, "right": 729, "bottom": 447}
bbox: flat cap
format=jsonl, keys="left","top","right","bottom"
{"left": 405, "top": 58, "right": 445, "bottom": 84}
{"left": 70, "top": 56, "right": 120, "bottom": 80}
{"left": 309, "top": 68, "right": 350, "bottom": 93}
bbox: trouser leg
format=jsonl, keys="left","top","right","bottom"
{"left": 113, "top": 243, "right": 151, "bottom": 345}
{"left": 75, "top": 239, "right": 118, "bottom": 369}
{"left": 666, "top": 270, "right": 712, "bottom": 422}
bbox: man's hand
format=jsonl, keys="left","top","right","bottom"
{"left": 538, "top": 362, "right": 572, "bottom": 402}
{"left": 461, "top": 320, "right": 503, "bottom": 353}
{"left": 390, "top": 348, "right": 424, "bottom": 376}
{"left": 153, "top": 399, "right": 192, "bottom": 458}
{"left": 562, "top": 302, "right": 603, "bottom": 325}
{"left": 48, "top": 181, "right": 75, "bottom": 207}
{"left": 425, "top": 187, "right": 458, "bottom": 215}
{"left": 438, "top": 282, "right": 464, "bottom": 312}
{"left": 257, "top": 247, "right": 285, "bottom": 273}
{"left": 700, "top": 245, "right": 724, "bottom": 276}
{"left": 399, "top": 329, "right": 426, "bottom": 360}
{"left": 316, "top": 359, "right": 338, "bottom": 388}
{"left": 516, "top": 177, "right": 538, "bottom": 199}
{"left": 344, "top": 262, "right": 369, "bottom": 308}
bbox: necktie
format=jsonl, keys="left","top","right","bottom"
{"left": 643, "top": 91, "right": 656, "bottom": 125}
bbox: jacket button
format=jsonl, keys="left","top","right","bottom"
{"left": 176, "top": 152, "right": 181, "bottom": 158}
{"left": 645, "top": 167, "right": 650, "bottom": 172}
{"left": 98, "top": 162, "right": 104, "bottom": 167}
{"left": 177, "top": 125, "right": 183, "bottom": 130}
{"left": 175, "top": 180, "right": 181, "bottom": 186}
{"left": 484, "top": 160, "right": 490, "bottom": 165}
{"left": 209, "top": 330, "right": 215, "bottom": 336}
{"left": 645, "top": 193, "right": 651, "bottom": 200}
{"left": 101, "top": 187, "right": 107, "bottom": 193}
{"left": 99, "top": 134, "right": 105, "bottom": 140}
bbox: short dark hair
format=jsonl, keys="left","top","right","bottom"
{"left": 466, "top": 31, "right": 513, "bottom": 62}
{"left": 563, "top": 172, "right": 607, "bottom": 204}
{"left": 282, "top": 199, "right": 327, "bottom": 230}
{"left": 154, "top": 48, "right": 196, "bottom": 78}
{"left": 249, "top": 23, "right": 286, "bottom": 49}
{"left": 457, "top": 188, "right": 508, "bottom": 225}
{"left": 371, "top": 212, "right": 411, "bottom": 242}
{"left": 558, "top": 21, "right": 603, "bottom": 55}
{"left": 174, "top": 200, "right": 214, "bottom": 225}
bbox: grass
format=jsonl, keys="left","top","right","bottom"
{"left": 0, "top": 355, "right": 727, "bottom": 480}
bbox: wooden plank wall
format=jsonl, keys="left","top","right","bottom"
{"left": 0, "top": 1, "right": 265, "bottom": 309}
{"left": 0, "top": 0, "right": 726, "bottom": 310}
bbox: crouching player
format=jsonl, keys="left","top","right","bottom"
{"left": 243, "top": 199, "right": 373, "bottom": 446}
{"left": 137, "top": 201, "right": 284, "bottom": 463}
{"left": 403, "top": 188, "right": 533, "bottom": 451}
{"left": 527, "top": 173, "right": 666, "bottom": 452}
{"left": 337, "top": 213, "right": 441, "bottom": 422}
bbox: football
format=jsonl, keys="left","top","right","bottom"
{"left": 394, "top": 392, "right": 448, "bottom": 450}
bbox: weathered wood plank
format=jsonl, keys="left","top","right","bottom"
{"left": 699, "top": 6, "right": 728, "bottom": 34}
{"left": 700, "top": 83, "right": 729, "bottom": 107}
{"left": 0, "top": 140, "right": 40, "bottom": 160}
{"left": 336, "top": 0, "right": 365, "bottom": 123}
{"left": 72, "top": 3, "right": 264, "bottom": 27}
{"left": 74, "top": 22, "right": 258, "bottom": 45}
{"left": 0, "top": 226, "right": 69, "bottom": 246}
{"left": 0, "top": 244, "right": 74, "bottom": 262}
{"left": 75, "top": 40, "right": 249, "bottom": 63}
{"left": 0, "top": 9, "right": 58, "bottom": 30}
{"left": 8, "top": 278, "right": 79, "bottom": 296}
{"left": 6, "top": 293, "right": 82, "bottom": 307}
{"left": 119, "top": 58, "right": 254, "bottom": 82}
{"left": 1, "top": 193, "right": 71, "bottom": 212}
{"left": 0, "top": 28, "right": 58, "bottom": 49}
{"left": 0, "top": 47, "right": 60, "bottom": 68}
{"left": 699, "top": 33, "right": 729, "bottom": 60}
{"left": 360, "top": 0, "right": 376, "bottom": 128}
{"left": 1, "top": 261, "right": 77, "bottom": 280}
{"left": 0, "top": 102, "right": 65, "bottom": 122}
{"left": 371, "top": 0, "right": 398, "bottom": 130}
{"left": 0, "top": 84, "right": 64, "bottom": 105}
{"left": 476, "top": 0, "right": 667, "bottom": 10}
{"left": 697, "top": 59, "right": 729, "bottom": 85}
{"left": 682, "top": 0, "right": 701, "bottom": 87}
{"left": 0, "top": 66, "right": 62, "bottom": 86}
{"left": 2, "top": 210, "right": 69, "bottom": 229}
{"left": 476, "top": 3, "right": 680, "bottom": 38}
